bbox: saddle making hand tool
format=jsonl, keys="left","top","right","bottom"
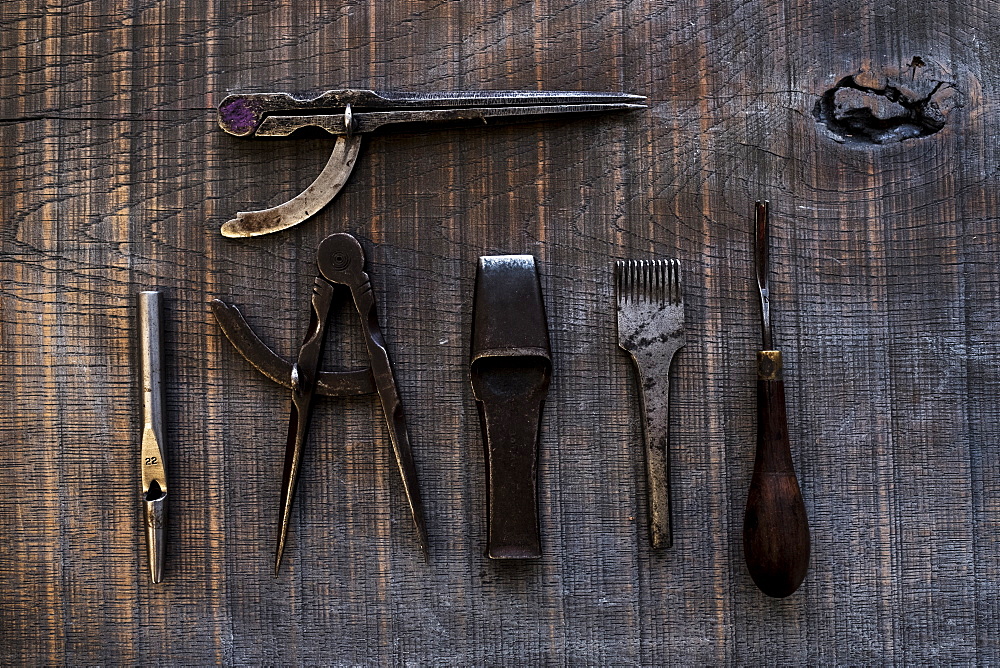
{"left": 211, "top": 233, "right": 426, "bottom": 574}
{"left": 470, "top": 255, "right": 552, "bottom": 559}
{"left": 744, "top": 200, "right": 810, "bottom": 597}
{"left": 616, "top": 260, "right": 686, "bottom": 549}
{"left": 216, "top": 89, "right": 646, "bottom": 237}
{"left": 138, "top": 291, "right": 169, "bottom": 583}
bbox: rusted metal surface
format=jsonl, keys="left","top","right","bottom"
{"left": 5, "top": 0, "right": 999, "bottom": 661}
{"left": 211, "top": 233, "right": 427, "bottom": 574}
{"left": 615, "top": 260, "right": 686, "bottom": 549}
{"left": 470, "top": 255, "right": 551, "bottom": 559}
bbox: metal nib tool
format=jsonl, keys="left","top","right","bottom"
{"left": 138, "top": 291, "right": 168, "bottom": 583}
{"left": 744, "top": 200, "right": 810, "bottom": 598}
{"left": 216, "top": 89, "right": 646, "bottom": 237}
{"left": 616, "top": 260, "right": 686, "bottom": 548}
{"left": 211, "top": 233, "right": 427, "bottom": 574}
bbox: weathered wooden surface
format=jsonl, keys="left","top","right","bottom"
{"left": 1, "top": 1, "right": 998, "bottom": 664}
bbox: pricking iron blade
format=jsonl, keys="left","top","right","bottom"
{"left": 216, "top": 89, "right": 646, "bottom": 237}
{"left": 211, "top": 233, "right": 427, "bottom": 574}
{"left": 470, "top": 255, "right": 551, "bottom": 559}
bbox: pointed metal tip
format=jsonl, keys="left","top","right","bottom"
{"left": 417, "top": 527, "right": 430, "bottom": 559}
{"left": 592, "top": 92, "right": 645, "bottom": 107}
{"left": 579, "top": 92, "right": 646, "bottom": 105}
{"left": 410, "top": 509, "right": 429, "bottom": 557}
{"left": 586, "top": 102, "right": 647, "bottom": 112}
{"left": 274, "top": 514, "right": 290, "bottom": 577}
{"left": 275, "top": 524, "right": 290, "bottom": 577}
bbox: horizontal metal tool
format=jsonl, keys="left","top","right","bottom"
{"left": 216, "top": 89, "right": 646, "bottom": 237}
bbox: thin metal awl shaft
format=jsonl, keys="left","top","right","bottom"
{"left": 138, "top": 291, "right": 168, "bottom": 584}
{"left": 755, "top": 200, "right": 773, "bottom": 350}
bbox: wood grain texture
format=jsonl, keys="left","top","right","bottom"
{"left": 1, "top": 0, "right": 998, "bottom": 664}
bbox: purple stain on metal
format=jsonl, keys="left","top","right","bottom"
{"left": 219, "top": 97, "right": 260, "bottom": 135}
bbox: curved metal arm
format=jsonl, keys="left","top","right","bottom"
{"left": 220, "top": 133, "right": 363, "bottom": 238}
{"left": 210, "top": 299, "right": 375, "bottom": 396}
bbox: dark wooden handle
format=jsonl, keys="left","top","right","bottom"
{"left": 743, "top": 351, "right": 810, "bottom": 598}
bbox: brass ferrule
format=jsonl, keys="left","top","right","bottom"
{"left": 757, "top": 350, "right": 783, "bottom": 381}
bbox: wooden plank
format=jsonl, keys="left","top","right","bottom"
{"left": 1, "top": 0, "right": 998, "bottom": 663}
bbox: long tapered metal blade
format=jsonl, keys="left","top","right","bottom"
{"left": 256, "top": 102, "right": 646, "bottom": 137}
{"left": 276, "top": 384, "right": 312, "bottom": 574}
{"left": 274, "top": 279, "right": 335, "bottom": 574}
{"left": 218, "top": 89, "right": 646, "bottom": 136}
{"left": 332, "top": 249, "right": 429, "bottom": 552}
{"left": 376, "top": 382, "right": 428, "bottom": 552}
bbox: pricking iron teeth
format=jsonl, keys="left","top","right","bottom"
{"left": 211, "top": 233, "right": 427, "bottom": 574}
{"left": 216, "top": 89, "right": 646, "bottom": 237}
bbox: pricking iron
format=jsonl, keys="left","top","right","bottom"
{"left": 616, "top": 260, "right": 685, "bottom": 549}
{"left": 211, "top": 233, "right": 427, "bottom": 573}
{"left": 217, "top": 89, "right": 646, "bottom": 237}
{"left": 470, "top": 255, "right": 551, "bottom": 559}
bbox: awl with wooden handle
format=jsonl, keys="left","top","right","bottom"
{"left": 743, "top": 201, "right": 810, "bottom": 598}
